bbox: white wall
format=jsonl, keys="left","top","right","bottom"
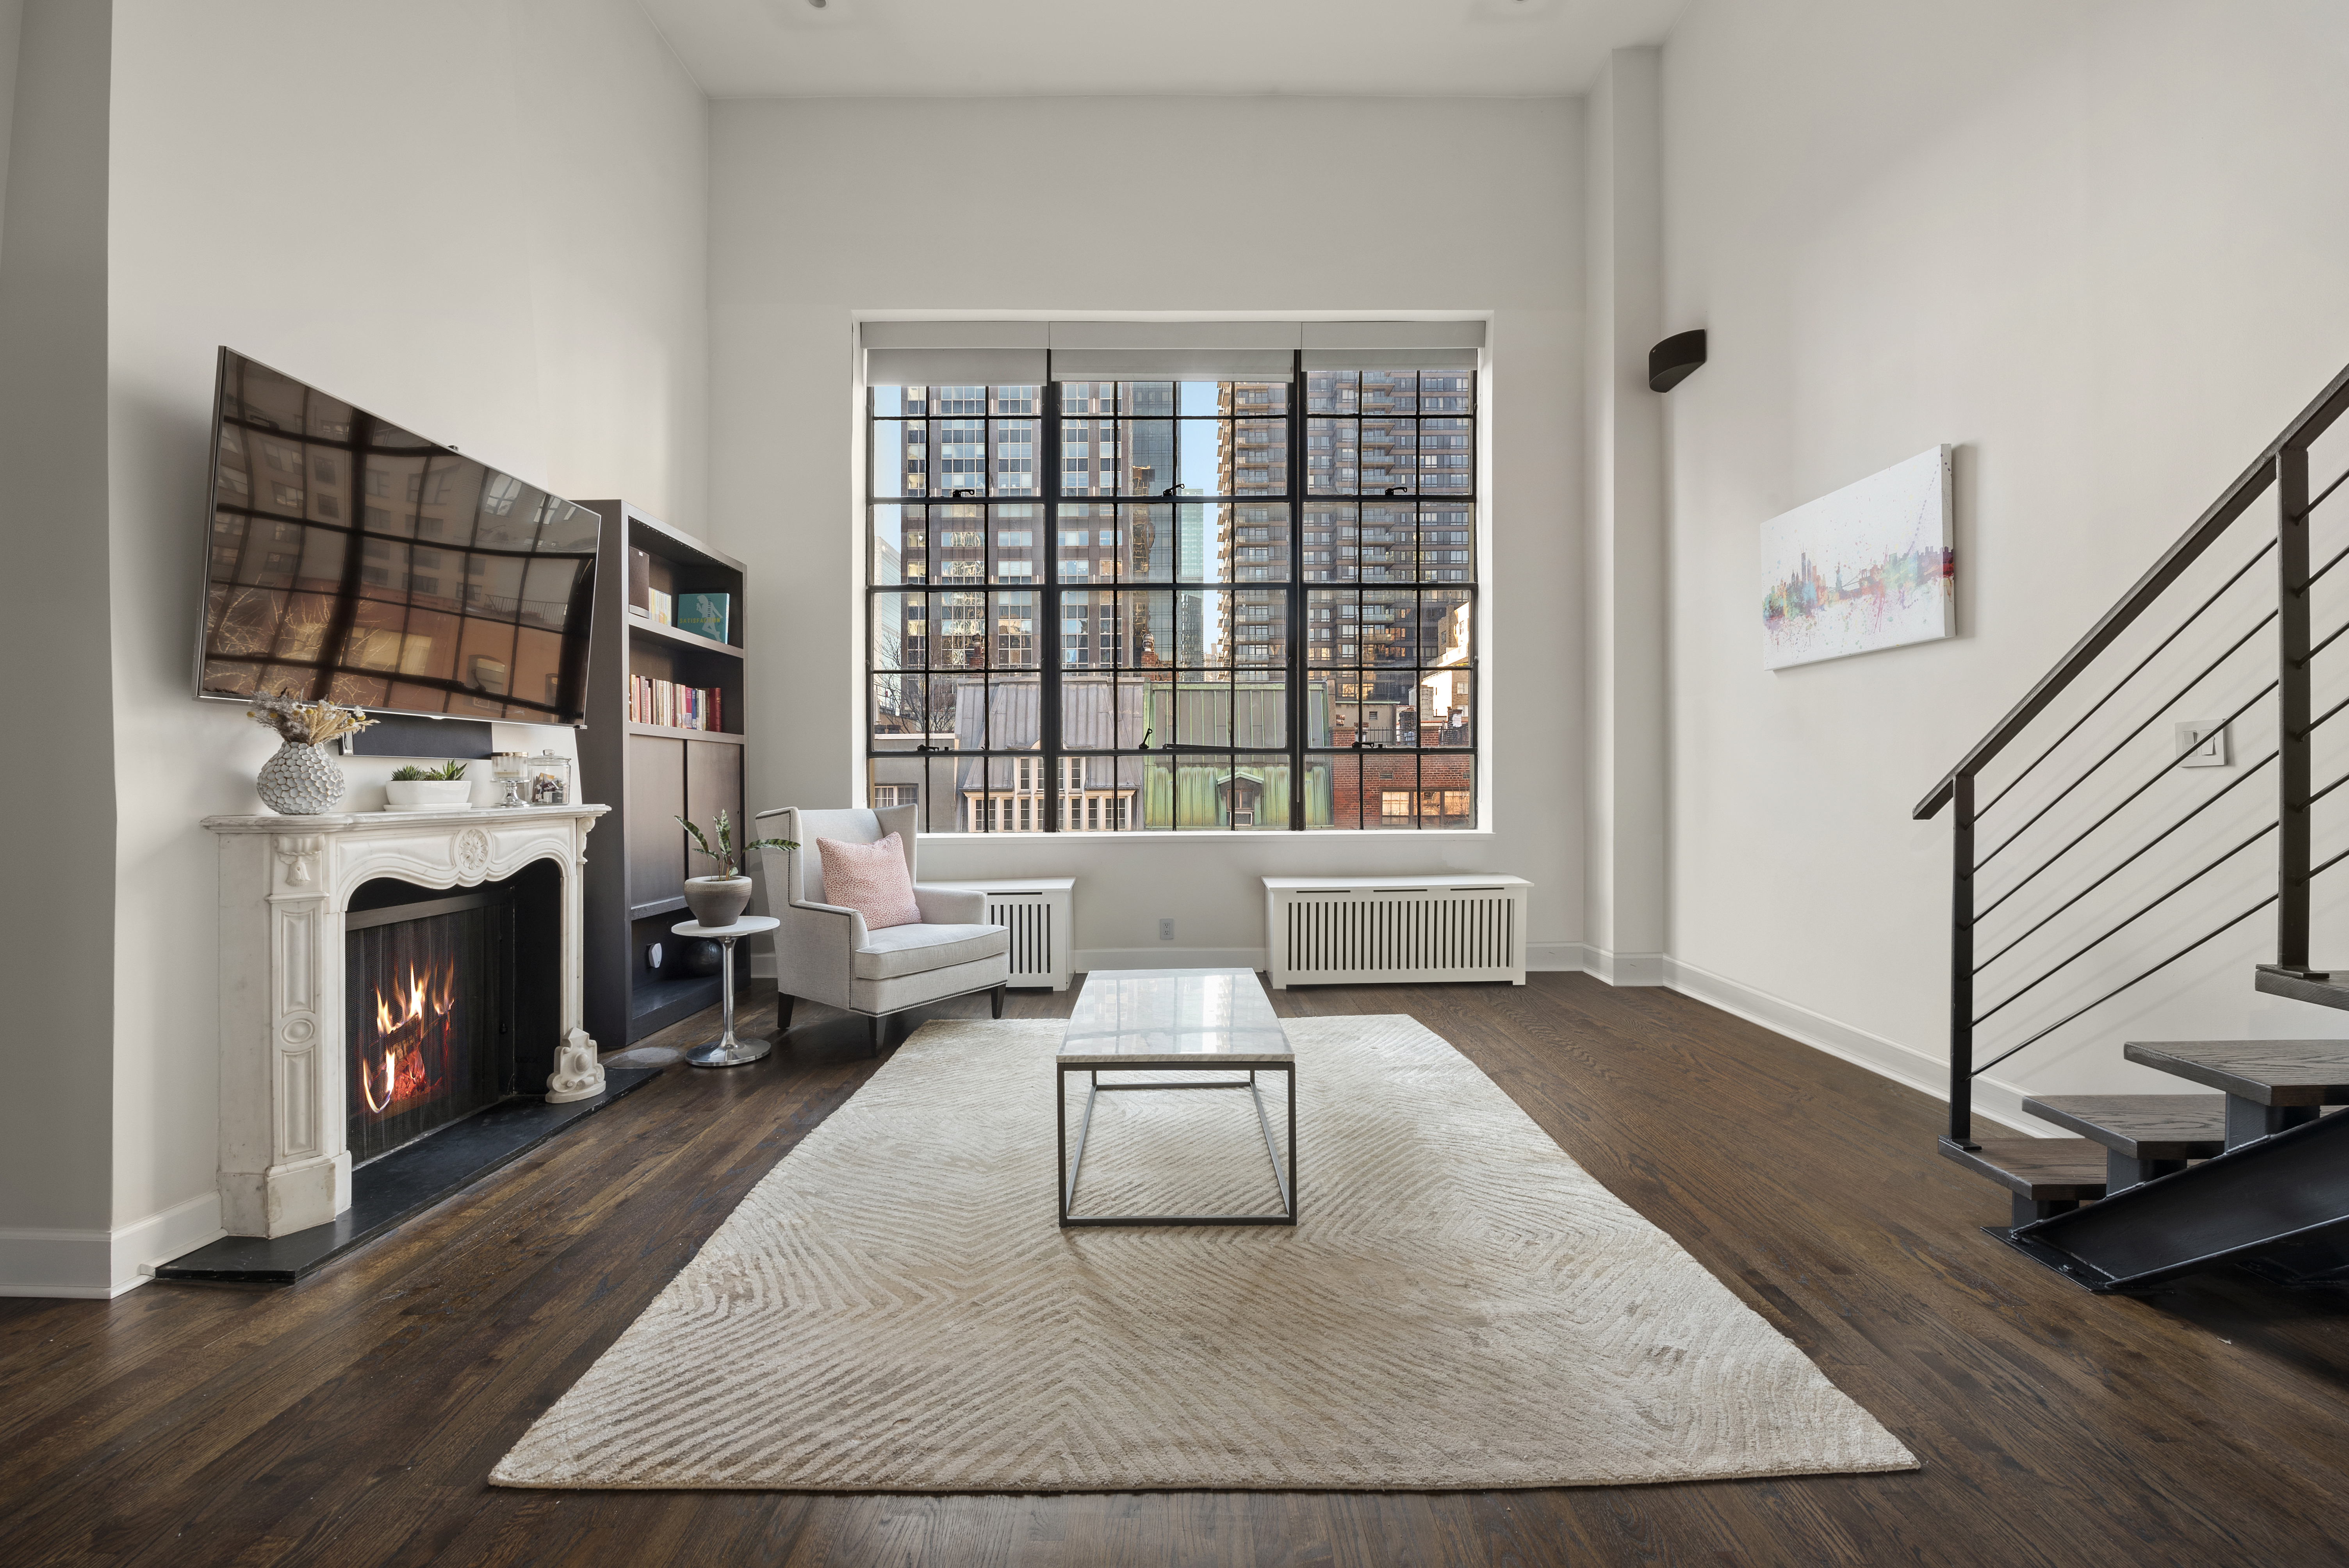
{"left": 1659, "top": 0, "right": 2349, "bottom": 1120}
{"left": 707, "top": 96, "right": 1585, "bottom": 968}
{"left": 0, "top": 0, "right": 116, "bottom": 1287}
{"left": 1584, "top": 48, "right": 1668, "bottom": 983}
{"left": 41, "top": 0, "right": 711, "bottom": 1294}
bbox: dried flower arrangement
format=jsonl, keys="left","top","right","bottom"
{"left": 246, "top": 689, "right": 378, "bottom": 748}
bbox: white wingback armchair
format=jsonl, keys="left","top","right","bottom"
{"left": 752, "top": 804, "right": 1010, "bottom": 1055}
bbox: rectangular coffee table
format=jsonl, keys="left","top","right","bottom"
{"left": 1057, "top": 968, "right": 1296, "bottom": 1227}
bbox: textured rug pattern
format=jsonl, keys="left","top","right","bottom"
{"left": 493, "top": 1016, "right": 1915, "bottom": 1491}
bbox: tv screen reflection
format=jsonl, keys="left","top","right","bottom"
{"left": 195, "top": 348, "right": 599, "bottom": 725}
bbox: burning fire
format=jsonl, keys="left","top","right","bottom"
{"left": 363, "top": 958, "right": 457, "bottom": 1115}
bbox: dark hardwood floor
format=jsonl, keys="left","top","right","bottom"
{"left": 5, "top": 974, "right": 2347, "bottom": 1566}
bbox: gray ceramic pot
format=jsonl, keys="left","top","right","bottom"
{"left": 683, "top": 875, "right": 753, "bottom": 928}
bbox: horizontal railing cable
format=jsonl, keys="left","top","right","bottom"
{"left": 1972, "top": 822, "right": 2276, "bottom": 1026}
{"left": 1979, "top": 613, "right": 2276, "bottom": 866}
{"left": 2312, "top": 463, "right": 2349, "bottom": 520}
{"left": 1977, "top": 677, "right": 2277, "bottom": 905}
{"left": 1979, "top": 539, "right": 2276, "bottom": 817}
{"left": 1971, "top": 894, "right": 2278, "bottom": 1077}
{"left": 2303, "top": 614, "right": 2349, "bottom": 666}
{"left": 1974, "top": 748, "right": 2278, "bottom": 967}
{"left": 2311, "top": 766, "right": 2349, "bottom": 807}
{"left": 2301, "top": 688, "right": 2349, "bottom": 740}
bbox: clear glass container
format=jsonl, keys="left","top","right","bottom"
{"left": 526, "top": 750, "right": 574, "bottom": 807}
{"left": 490, "top": 752, "right": 531, "bottom": 807}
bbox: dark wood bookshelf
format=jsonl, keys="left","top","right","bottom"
{"left": 577, "top": 501, "right": 748, "bottom": 1047}
{"left": 629, "top": 617, "right": 741, "bottom": 659}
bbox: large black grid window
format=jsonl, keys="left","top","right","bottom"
{"left": 868, "top": 361, "right": 1477, "bottom": 832}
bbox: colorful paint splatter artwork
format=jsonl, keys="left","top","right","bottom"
{"left": 1761, "top": 445, "right": 1953, "bottom": 669}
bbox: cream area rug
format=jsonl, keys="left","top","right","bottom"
{"left": 492, "top": 1016, "right": 1916, "bottom": 1491}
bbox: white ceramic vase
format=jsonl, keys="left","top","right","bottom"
{"left": 256, "top": 741, "right": 348, "bottom": 815}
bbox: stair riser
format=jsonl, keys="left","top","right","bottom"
{"left": 2106, "top": 1151, "right": 2188, "bottom": 1192}
{"left": 2225, "top": 1096, "right": 2321, "bottom": 1150}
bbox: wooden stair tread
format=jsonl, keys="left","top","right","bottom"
{"left": 2252, "top": 967, "right": 2349, "bottom": 1012}
{"left": 2121, "top": 1040, "right": 2349, "bottom": 1106}
{"left": 1938, "top": 1138, "right": 2108, "bottom": 1200}
{"left": 2021, "top": 1094, "right": 2228, "bottom": 1159}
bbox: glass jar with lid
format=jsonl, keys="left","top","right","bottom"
{"left": 526, "top": 750, "right": 575, "bottom": 807}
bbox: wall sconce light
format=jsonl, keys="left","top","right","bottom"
{"left": 1648, "top": 328, "right": 1707, "bottom": 393}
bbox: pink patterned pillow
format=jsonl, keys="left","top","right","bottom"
{"left": 818, "top": 832, "right": 922, "bottom": 931}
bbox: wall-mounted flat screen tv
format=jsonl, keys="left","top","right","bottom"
{"left": 193, "top": 348, "right": 599, "bottom": 725}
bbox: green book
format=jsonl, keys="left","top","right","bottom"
{"left": 677, "top": 592, "right": 731, "bottom": 643}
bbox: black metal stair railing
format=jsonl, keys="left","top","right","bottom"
{"left": 1916, "top": 363, "right": 2349, "bottom": 1150}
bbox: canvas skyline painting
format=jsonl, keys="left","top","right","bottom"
{"left": 1761, "top": 445, "right": 1953, "bottom": 670}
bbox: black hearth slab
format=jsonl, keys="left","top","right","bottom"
{"left": 153, "top": 1066, "right": 662, "bottom": 1285}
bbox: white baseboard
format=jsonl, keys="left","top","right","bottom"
{"left": 0, "top": 1228, "right": 112, "bottom": 1298}
{"left": 1526, "top": 942, "right": 1586, "bottom": 972}
{"left": 119, "top": 1190, "right": 226, "bottom": 1288}
{"left": 0, "top": 1188, "right": 225, "bottom": 1299}
{"left": 1583, "top": 946, "right": 1666, "bottom": 986}
{"left": 1072, "top": 946, "right": 1271, "bottom": 973}
{"left": 1659, "top": 956, "right": 2046, "bottom": 1137}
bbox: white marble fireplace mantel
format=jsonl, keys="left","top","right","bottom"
{"left": 202, "top": 804, "right": 610, "bottom": 1238}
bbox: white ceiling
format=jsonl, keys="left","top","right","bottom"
{"left": 636, "top": 0, "right": 1690, "bottom": 100}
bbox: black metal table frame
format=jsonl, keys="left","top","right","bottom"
{"left": 1057, "top": 1062, "right": 1297, "bottom": 1227}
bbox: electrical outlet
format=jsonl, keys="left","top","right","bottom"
{"left": 1158, "top": 918, "right": 1175, "bottom": 942}
{"left": 2176, "top": 720, "right": 2229, "bottom": 768}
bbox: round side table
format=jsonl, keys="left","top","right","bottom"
{"left": 671, "top": 915, "right": 781, "bottom": 1068}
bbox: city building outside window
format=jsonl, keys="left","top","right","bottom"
{"left": 867, "top": 362, "right": 1477, "bottom": 832}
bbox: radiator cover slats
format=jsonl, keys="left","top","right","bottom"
{"left": 1264, "top": 876, "right": 1530, "bottom": 989}
{"left": 923, "top": 877, "right": 1072, "bottom": 990}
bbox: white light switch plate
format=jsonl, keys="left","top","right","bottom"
{"left": 2176, "top": 721, "right": 2229, "bottom": 768}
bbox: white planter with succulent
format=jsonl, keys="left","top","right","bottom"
{"left": 678, "top": 809, "right": 797, "bottom": 928}
{"left": 385, "top": 759, "right": 473, "bottom": 811}
{"left": 246, "top": 692, "right": 377, "bottom": 816}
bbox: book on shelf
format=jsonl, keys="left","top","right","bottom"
{"left": 649, "top": 588, "right": 674, "bottom": 627}
{"left": 676, "top": 592, "right": 731, "bottom": 644}
{"left": 628, "top": 674, "right": 724, "bottom": 733}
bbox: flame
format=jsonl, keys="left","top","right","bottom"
{"left": 362, "top": 957, "right": 458, "bottom": 1117}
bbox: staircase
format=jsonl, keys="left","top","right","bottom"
{"left": 1916, "top": 361, "right": 2349, "bottom": 1292}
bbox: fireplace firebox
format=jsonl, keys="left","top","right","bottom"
{"left": 345, "top": 889, "right": 513, "bottom": 1165}
{"left": 335, "top": 861, "right": 564, "bottom": 1170}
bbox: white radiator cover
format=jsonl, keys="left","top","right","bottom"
{"left": 923, "top": 877, "right": 1073, "bottom": 990}
{"left": 1263, "top": 876, "right": 1531, "bottom": 989}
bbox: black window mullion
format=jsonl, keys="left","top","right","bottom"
{"left": 1289, "top": 350, "right": 1307, "bottom": 829}
{"left": 1041, "top": 373, "right": 1062, "bottom": 830}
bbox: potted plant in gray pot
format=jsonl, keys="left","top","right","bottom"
{"left": 676, "top": 809, "right": 797, "bottom": 928}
